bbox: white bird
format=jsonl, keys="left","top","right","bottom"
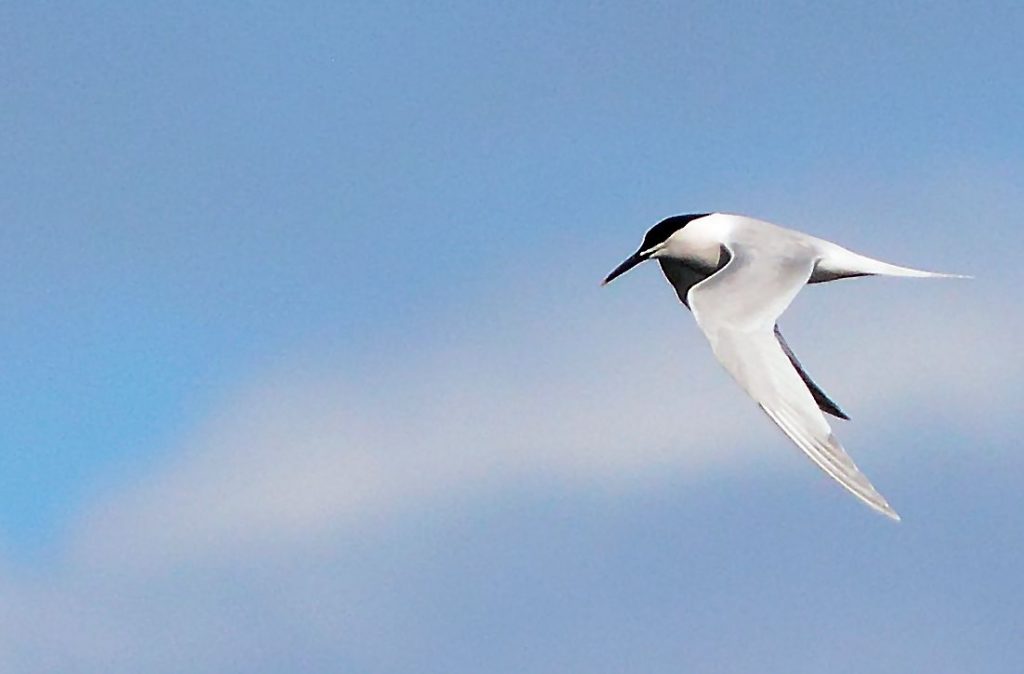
{"left": 602, "top": 213, "right": 966, "bottom": 520}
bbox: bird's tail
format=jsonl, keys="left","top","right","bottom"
{"left": 817, "top": 245, "right": 971, "bottom": 281}
{"left": 853, "top": 255, "right": 968, "bottom": 279}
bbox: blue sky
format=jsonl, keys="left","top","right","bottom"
{"left": 2, "top": 2, "right": 1023, "bottom": 672}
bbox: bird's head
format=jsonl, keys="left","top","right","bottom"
{"left": 602, "top": 213, "right": 709, "bottom": 285}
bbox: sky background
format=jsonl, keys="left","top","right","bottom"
{"left": 2, "top": 1, "right": 1023, "bottom": 672}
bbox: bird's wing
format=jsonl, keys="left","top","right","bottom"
{"left": 660, "top": 258, "right": 849, "bottom": 420}
{"left": 686, "top": 241, "right": 898, "bottom": 519}
{"left": 774, "top": 326, "right": 849, "bottom": 420}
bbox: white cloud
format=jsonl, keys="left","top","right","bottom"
{"left": 66, "top": 270, "right": 1020, "bottom": 571}
{"left": 71, "top": 291, "right": 752, "bottom": 570}
{"left": 0, "top": 234, "right": 1017, "bottom": 674}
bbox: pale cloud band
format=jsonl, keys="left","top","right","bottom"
{"left": 0, "top": 261, "right": 1017, "bottom": 673}
{"left": 71, "top": 275, "right": 1018, "bottom": 571}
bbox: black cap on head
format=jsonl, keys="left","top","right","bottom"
{"left": 602, "top": 213, "right": 711, "bottom": 285}
{"left": 640, "top": 213, "right": 711, "bottom": 251}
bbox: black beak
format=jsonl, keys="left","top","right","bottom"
{"left": 602, "top": 250, "right": 646, "bottom": 286}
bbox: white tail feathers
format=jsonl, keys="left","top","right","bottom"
{"left": 860, "top": 258, "right": 970, "bottom": 279}
{"left": 818, "top": 246, "right": 971, "bottom": 280}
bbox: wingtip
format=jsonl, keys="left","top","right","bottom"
{"left": 860, "top": 484, "right": 900, "bottom": 521}
{"left": 873, "top": 500, "right": 901, "bottom": 522}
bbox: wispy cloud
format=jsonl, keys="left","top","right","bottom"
{"left": 67, "top": 271, "right": 1018, "bottom": 571}
{"left": 0, "top": 257, "right": 1015, "bottom": 673}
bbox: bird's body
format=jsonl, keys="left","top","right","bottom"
{"left": 603, "top": 213, "right": 965, "bottom": 520}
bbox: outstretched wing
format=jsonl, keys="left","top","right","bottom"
{"left": 659, "top": 259, "right": 850, "bottom": 420}
{"left": 774, "top": 325, "right": 849, "bottom": 420}
{"left": 686, "top": 241, "right": 898, "bottom": 520}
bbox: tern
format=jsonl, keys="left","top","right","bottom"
{"left": 602, "top": 213, "right": 965, "bottom": 520}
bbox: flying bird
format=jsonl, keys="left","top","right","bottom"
{"left": 602, "top": 213, "right": 966, "bottom": 520}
